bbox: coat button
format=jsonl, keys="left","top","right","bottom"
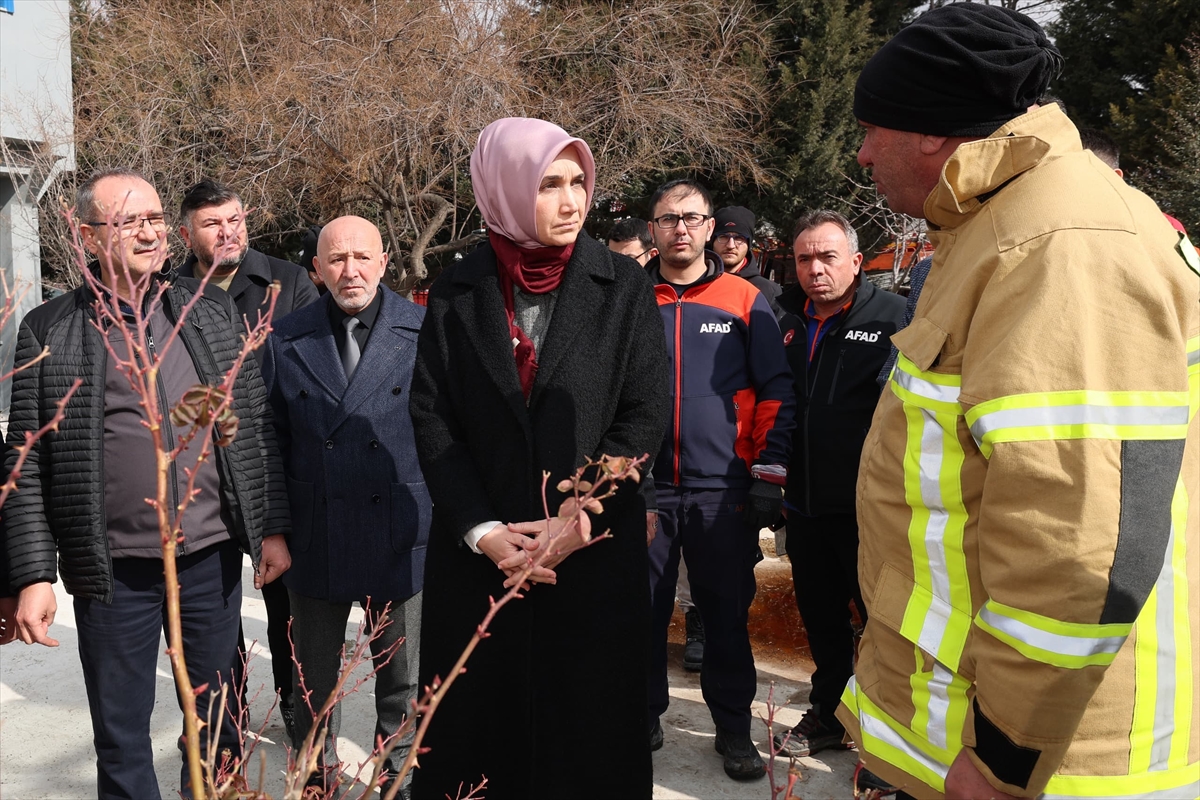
{"left": 372, "top": 494, "right": 381, "bottom": 503}
{"left": 325, "top": 440, "right": 334, "bottom": 450}
{"left": 392, "top": 386, "right": 402, "bottom": 395}
{"left": 299, "top": 389, "right": 308, "bottom": 399}
{"left": 369, "top": 440, "right": 379, "bottom": 449}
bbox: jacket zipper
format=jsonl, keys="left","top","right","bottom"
{"left": 826, "top": 352, "right": 845, "bottom": 405}
{"left": 144, "top": 318, "right": 184, "bottom": 555}
{"left": 672, "top": 296, "right": 684, "bottom": 485}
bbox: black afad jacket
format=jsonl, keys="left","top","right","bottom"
{"left": 778, "top": 278, "right": 905, "bottom": 516}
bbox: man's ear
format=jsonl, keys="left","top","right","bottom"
{"left": 178, "top": 225, "right": 192, "bottom": 251}
{"left": 851, "top": 252, "right": 864, "bottom": 275}
{"left": 919, "top": 134, "right": 949, "bottom": 156}
{"left": 79, "top": 224, "right": 100, "bottom": 256}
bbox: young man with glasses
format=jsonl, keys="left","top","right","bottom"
{"left": 1, "top": 168, "right": 290, "bottom": 798}
{"left": 709, "top": 206, "right": 783, "bottom": 318}
{"left": 644, "top": 179, "right": 794, "bottom": 782}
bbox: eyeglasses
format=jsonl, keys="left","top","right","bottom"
{"left": 714, "top": 233, "right": 748, "bottom": 244}
{"left": 85, "top": 214, "right": 168, "bottom": 234}
{"left": 653, "top": 213, "right": 712, "bottom": 230}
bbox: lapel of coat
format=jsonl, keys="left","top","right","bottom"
{"left": 328, "top": 287, "right": 420, "bottom": 432}
{"left": 529, "top": 233, "right": 613, "bottom": 407}
{"left": 451, "top": 245, "right": 532, "bottom": 436}
{"left": 289, "top": 295, "right": 347, "bottom": 402}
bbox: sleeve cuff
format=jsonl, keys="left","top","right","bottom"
{"left": 750, "top": 464, "right": 788, "bottom": 486}
{"left": 464, "top": 521, "right": 501, "bottom": 554}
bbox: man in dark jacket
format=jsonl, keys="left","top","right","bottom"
{"left": 1, "top": 168, "right": 290, "bottom": 799}
{"left": 178, "top": 180, "right": 320, "bottom": 332}
{"left": 646, "top": 180, "right": 795, "bottom": 781}
{"left": 177, "top": 178, "right": 319, "bottom": 736}
{"left": 262, "top": 215, "right": 428, "bottom": 794}
{"left": 771, "top": 209, "right": 904, "bottom": 759}
{"left": 709, "top": 206, "right": 783, "bottom": 317}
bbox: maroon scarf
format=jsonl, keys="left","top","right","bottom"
{"left": 489, "top": 231, "right": 574, "bottom": 399}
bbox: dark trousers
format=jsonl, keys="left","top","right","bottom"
{"left": 235, "top": 579, "right": 292, "bottom": 700}
{"left": 649, "top": 487, "right": 760, "bottom": 735}
{"left": 785, "top": 512, "right": 866, "bottom": 726}
{"left": 74, "top": 540, "right": 243, "bottom": 800}
{"left": 289, "top": 590, "right": 421, "bottom": 784}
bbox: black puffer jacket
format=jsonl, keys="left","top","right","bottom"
{"left": 1, "top": 267, "right": 289, "bottom": 601}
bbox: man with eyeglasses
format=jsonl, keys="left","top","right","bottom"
{"left": 645, "top": 178, "right": 794, "bottom": 782}
{"left": 0, "top": 167, "right": 290, "bottom": 799}
{"left": 177, "top": 178, "right": 319, "bottom": 741}
{"left": 709, "top": 206, "right": 783, "bottom": 318}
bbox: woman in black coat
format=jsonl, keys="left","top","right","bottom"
{"left": 408, "top": 119, "right": 670, "bottom": 799}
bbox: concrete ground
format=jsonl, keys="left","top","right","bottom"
{"left": 0, "top": 551, "right": 857, "bottom": 800}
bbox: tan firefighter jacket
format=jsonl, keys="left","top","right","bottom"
{"left": 837, "top": 104, "right": 1200, "bottom": 799}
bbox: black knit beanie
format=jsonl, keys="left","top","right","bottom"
{"left": 711, "top": 206, "right": 755, "bottom": 245}
{"left": 854, "top": 2, "right": 1063, "bottom": 137}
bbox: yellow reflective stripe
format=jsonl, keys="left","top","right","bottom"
{"left": 974, "top": 599, "right": 1131, "bottom": 668}
{"left": 908, "top": 645, "right": 970, "bottom": 752}
{"left": 898, "top": 401, "right": 972, "bottom": 672}
{"left": 843, "top": 676, "right": 952, "bottom": 793}
{"left": 891, "top": 354, "right": 962, "bottom": 413}
{"left": 1167, "top": 478, "right": 1193, "bottom": 770}
{"left": 1130, "top": 476, "right": 1195, "bottom": 775}
{"left": 965, "top": 391, "right": 1190, "bottom": 458}
{"left": 1042, "top": 760, "right": 1200, "bottom": 799}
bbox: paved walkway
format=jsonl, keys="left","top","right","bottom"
{"left": 0, "top": 557, "right": 857, "bottom": 799}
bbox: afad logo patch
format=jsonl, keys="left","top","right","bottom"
{"left": 699, "top": 322, "right": 732, "bottom": 334}
{"left": 783, "top": 329, "right": 795, "bottom": 345}
{"left": 845, "top": 330, "right": 881, "bottom": 343}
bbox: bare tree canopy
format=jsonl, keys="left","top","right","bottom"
{"left": 58, "top": 0, "right": 770, "bottom": 291}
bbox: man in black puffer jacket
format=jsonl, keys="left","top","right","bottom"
{"left": 0, "top": 168, "right": 290, "bottom": 800}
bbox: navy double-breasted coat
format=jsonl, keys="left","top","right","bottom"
{"left": 262, "top": 288, "right": 430, "bottom": 603}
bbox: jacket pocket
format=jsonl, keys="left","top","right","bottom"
{"left": 389, "top": 481, "right": 432, "bottom": 555}
{"left": 889, "top": 317, "right": 949, "bottom": 374}
{"left": 871, "top": 561, "right": 974, "bottom": 674}
{"left": 286, "top": 475, "right": 314, "bottom": 553}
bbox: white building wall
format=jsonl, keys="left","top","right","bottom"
{"left": 1, "top": 0, "right": 74, "bottom": 411}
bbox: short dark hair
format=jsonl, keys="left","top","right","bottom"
{"left": 76, "top": 167, "right": 151, "bottom": 222}
{"left": 790, "top": 209, "right": 860, "bottom": 254}
{"left": 1079, "top": 127, "right": 1120, "bottom": 171}
{"left": 648, "top": 179, "right": 713, "bottom": 218}
{"left": 180, "top": 179, "right": 242, "bottom": 226}
{"left": 607, "top": 218, "right": 653, "bottom": 249}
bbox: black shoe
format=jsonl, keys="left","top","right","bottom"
{"left": 772, "top": 708, "right": 849, "bottom": 758}
{"left": 714, "top": 727, "right": 766, "bottom": 780}
{"left": 683, "top": 608, "right": 705, "bottom": 672}
{"left": 854, "top": 763, "right": 897, "bottom": 796}
{"left": 279, "top": 695, "right": 296, "bottom": 744}
{"left": 650, "top": 718, "right": 664, "bottom": 752}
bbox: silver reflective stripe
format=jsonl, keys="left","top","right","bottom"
{"left": 1150, "top": 524, "right": 1178, "bottom": 771}
{"left": 977, "top": 604, "right": 1127, "bottom": 658}
{"left": 1040, "top": 779, "right": 1200, "bottom": 800}
{"left": 971, "top": 404, "right": 1188, "bottom": 441}
{"left": 917, "top": 408, "right": 954, "bottom": 656}
{"left": 925, "top": 661, "right": 954, "bottom": 750}
{"left": 1189, "top": 348, "right": 1200, "bottom": 367}
{"left": 894, "top": 368, "right": 961, "bottom": 404}
{"left": 860, "top": 708, "right": 949, "bottom": 780}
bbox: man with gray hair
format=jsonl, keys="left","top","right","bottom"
{"left": 772, "top": 209, "right": 903, "bottom": 759}
{"left": 1, "top": 167, "right": 290, "bottom": 798}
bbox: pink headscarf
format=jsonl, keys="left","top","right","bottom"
{"left": 469, "top": 117, "right": 596, "bottom": 249}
